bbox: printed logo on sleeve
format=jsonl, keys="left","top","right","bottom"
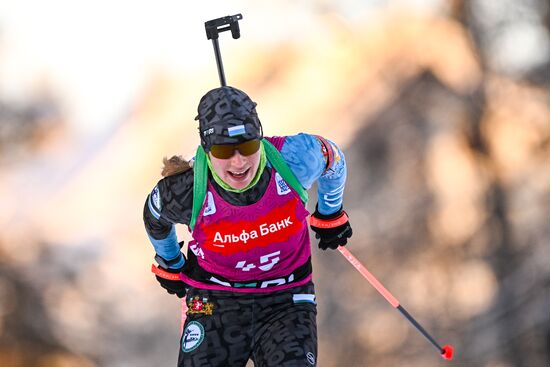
{"left": 151, "top": 186, "right": 161, "bottom": 210}
{"left": 306, "top": 352, "right": 316, "bottom": 365}
{"left": 148, "top": 186, "right": 162, "bottom": 219}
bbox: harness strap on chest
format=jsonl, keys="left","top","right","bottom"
{"left": 190, "top": 139, "right": 308, "bottom": 230}
{"left": 190, "top": 146, "right": 208, "bottom": 231}
{"left": 262, "top": 139, "right": 308, "bottom": 203}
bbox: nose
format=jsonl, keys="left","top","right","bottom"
{"left": 229, "top": 151, "right": 245, "bottom": 165}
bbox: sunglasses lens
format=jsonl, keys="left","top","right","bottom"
{"left": 210, "top": 145, "right": 236, "bottom": 159}
{"left": 210, "top": 139, "right": 261, "bottom": 159}
{"left": 237, "top": 139, "right": 261, "bottom": 156}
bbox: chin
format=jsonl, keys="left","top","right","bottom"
{"left": 228, "top": 180, "right": 251, "bottom": 190}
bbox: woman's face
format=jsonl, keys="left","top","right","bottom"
{"left": 209, "top": 148, "right": 261, "bottom": 190}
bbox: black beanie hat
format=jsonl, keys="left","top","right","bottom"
{"left": 195, "top": 86, "right": 263, "bottom": 151}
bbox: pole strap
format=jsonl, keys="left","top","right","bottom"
{"left": 309, "top": 211, "right": 349, "bottom": 229}
{"left": 151, "top": 264, "right": 181, "bottom": 281}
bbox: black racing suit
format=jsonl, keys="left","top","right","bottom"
{"left": 144, "top": 167, "right": 318, "bottom": 367}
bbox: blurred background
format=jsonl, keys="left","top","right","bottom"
{"left": 0, "top": 0, "right": 549, "bottom": 366}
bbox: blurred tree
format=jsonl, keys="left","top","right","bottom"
{"left": 0, "top": 97, "right": 62, "bottom": 166}
{"left": 0, "top": 252, "right": 75, "bottom": 367}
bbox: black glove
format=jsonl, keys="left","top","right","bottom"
{"left": 155, "top": 265, "right": 187, "bottom": 298}
{"left": 309, "top": 206, "right": 352, "bottom": 250}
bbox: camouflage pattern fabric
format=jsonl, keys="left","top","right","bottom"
{"left": 195, "top": 86, "right": 263, "bottom": 151}
{"left": 178, "top": 283, "right": 318, "bottom": 367}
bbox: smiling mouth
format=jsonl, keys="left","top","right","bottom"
{"left": 228, "top": 168, "right": 250, "bottom": 179}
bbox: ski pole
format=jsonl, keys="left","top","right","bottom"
{"left": 337, "top": 246, "right": 454, "bottom": 361}
{"left": 204, "top": 14, "right": 243, "bottom": 86}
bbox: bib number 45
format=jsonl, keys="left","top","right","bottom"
{"left": 235, "top": 251, "right": 281, "bottom": 272}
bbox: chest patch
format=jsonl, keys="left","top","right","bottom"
{"left": 203, "top": 192, "right": 216, "bottom": 216}
{"left": 275, "top": 172, "right": 291, "bottom": 196}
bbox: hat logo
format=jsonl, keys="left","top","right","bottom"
{"left": 203, "top": 128, "right": 214, "bottom": 137}
{"left": 228, "top": 124, "right": 246, "bottom": 137}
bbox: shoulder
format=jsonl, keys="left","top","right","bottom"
{"left": 157, "top": 169, "right": 194, "bottom": 195}
{"left": 269, "top": 134, "right": 326, "bottom": 189}
{"left": 279, "top": 133, "right": 325, "bottom": 157}
{"left": 267, "top": 133, "right": 320, "bottom": 152}
{"left": 147, "top": 169, "right": 194, "bottom": 224}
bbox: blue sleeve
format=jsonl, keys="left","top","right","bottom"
{"left": 144, "top": 184, "right": 185, "bottom": 269}
{"left": 280, "top": 133, "right": 347, "bottom": 216}
{"left": 147, "top": 225, "right": 185, "bottom": 269}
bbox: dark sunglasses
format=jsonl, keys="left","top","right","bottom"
{"left": 209, "top": 139, "right": 261, "bottom": 159}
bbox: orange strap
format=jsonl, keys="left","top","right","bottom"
{"left": 151, "top": 264, "right": 182, "bottom": 281}
{"left": 308, "top": 211, "right": 349, "bottom": 229}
